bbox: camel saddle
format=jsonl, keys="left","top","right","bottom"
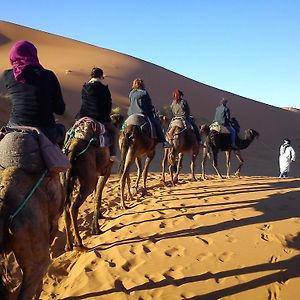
{"left": 70, "top": 117, "right": 108, "bottom": 147}
{"left": 124, "top": 114, "right": 157, "bottom": 139}
{"left": 209, "top": 122, "right": 230, "bottom": 134}
{"left": 169, "top": 117, "right": 193, "bottom": 130}
{"left": 0, "top": 126, "right": 70, "bottom": 174}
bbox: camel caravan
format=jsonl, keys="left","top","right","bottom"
{"left": 0, "top": 103, "right": 259, "bottom": 299}
{"left": 0, "top": 41, "right": 260, "bottom": 299}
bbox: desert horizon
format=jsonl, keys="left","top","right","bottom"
{"left": 1, "top": 20, "right": 300, "bottom": 300}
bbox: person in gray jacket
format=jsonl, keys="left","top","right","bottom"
{"left": 170, "top": 89, "right": 204, "bottom": 146}
{"left": 214, "top": 97, "right": 237, "bottom": 148}
{"left": 128, "top": 78, "right": 171, "bottom": 148}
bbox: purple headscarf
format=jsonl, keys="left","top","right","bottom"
{"left": 9, "top": 40, "right": 42, "bottom": 82}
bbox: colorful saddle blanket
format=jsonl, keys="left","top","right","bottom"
{"left": 69, "top": 117, "right": 108, "bottom": 147}
{"left": 168, "top": 117, "right": 193, "bottom": 130}
{"left": 209, "top": 122, "right": 230, "bottom": 134}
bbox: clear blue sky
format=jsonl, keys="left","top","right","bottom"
{"left": 1, "top": 0, "right": 300, "bottom": 108}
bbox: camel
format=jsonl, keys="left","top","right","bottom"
{"left": 162, "top": 121, "right": 199, "bottom": 185}
{"left": 200, "top": 124, "right": 259, "bottom": 179}
{"left": 0, "top": 167, "right": 64, "bottom": 300}
{"left": 119, "top": 116, "right": 157, "bottom": 209}
{"left": 62, "top": 115, "right": 123, "bottom": 251}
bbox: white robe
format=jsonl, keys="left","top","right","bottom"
{"left": 279, "top": 145, "right": 296, "bottom": 173}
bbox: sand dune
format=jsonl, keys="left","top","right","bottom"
{"left": 38, "top": 173, "right": 300, "bottom": 300}
{"left": 1, "top": 20, "right": 299, "bottom": 176}
{"left": 1, "top": 21, "right": 300, "bottom": 300}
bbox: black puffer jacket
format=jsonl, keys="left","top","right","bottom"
{"left": 77, "top": 80, "right": 112, "bottom": 123}
{"left": 2, "top": 67, "right": 65, "bottom": 127}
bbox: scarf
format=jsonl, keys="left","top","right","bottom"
{"left": 9, "top": 40, "right": 42, "bottom": 82}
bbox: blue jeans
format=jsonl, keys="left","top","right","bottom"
{"left": 226, "top": 124, "right": 236, "bottom": 146}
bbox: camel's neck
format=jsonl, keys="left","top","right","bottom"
{"left": 238, "top": 134, "right": 254, "bottom": 150}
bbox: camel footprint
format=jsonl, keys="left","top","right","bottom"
{"left": 164, "top": 246, "right": 185, "bottom": 257}
{"left": 218, "top": 251, "right": 234, "bottom": 262}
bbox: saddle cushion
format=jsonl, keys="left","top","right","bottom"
{"left": 169, "top": 117, "right": 193, "bottom": 130}
{"left": 125, "top": 114, "right": 156, "bottom": 139}
{"left": 209, "top": 122, "right": 230, "bottom": 134}
{"left": 0, "top": 126, "right": 70, "bottom": 174}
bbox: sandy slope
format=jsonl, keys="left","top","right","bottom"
{"left": 1, "top": 21, "right": 300, "bottom": 300}
{"left": 33, "top": 173, "right": 300, "bottom": 300}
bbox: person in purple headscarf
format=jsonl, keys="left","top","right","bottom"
{"left": 1, "top": 40, "right": 66, "bottom": 145}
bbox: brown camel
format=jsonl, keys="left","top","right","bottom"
{"left": 162, "top": 122, "right": 199, "bottom": 185}
{"left": 200, "top": 124, "right": 259, "bottom": 179}
{"left": 119, "top": 117, "right": 157, "bottom": 209}
{"left": 62, "top": 115, "right": 123, "bottom": 251}
{"left": 0, "top": 167, "right": 64, "bottom": 300}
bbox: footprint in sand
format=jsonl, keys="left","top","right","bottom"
{"left": 261, "top": 233, "right": 274, "bottom": 242}
{"left": 181, "top": 292, "right": 196, "bottom": 299}
{"left": 163, "top": 266, "right": 184, "bottom": 280}
{"left": 218, "top": 251, "right": 234, "bottom": 262}
{"left": 122, "top": 260, "right": 134, "bottom": 272}
{"left": 259, "top": 223, "right": 273, "bottom": 231}
{"left": 105, "top": 259, "right": 116, "bottom": 268}
{"left": 225, "top": 234, "right": 237, "bottom": 243}
{"left": 270, "top": 255, "right": 280, "bottom": 263}
{"left": 196, "top": 252, "right": 213, "bottom": 261}
{"left": 142, "top": 244, "right": 151, "bottom": 254}
{"left": 196, "top": 236, "right": 213, "bottom": 245}
{"left": 164, "top": 246, "right": 185, "bottom": 257}
{"left": 159, "top": 221, "right": 166, "bottom": 228}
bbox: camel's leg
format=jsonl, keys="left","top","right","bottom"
{"left": 120, "top": 149, "right": 135, "bottom": 209}
{"left": 70, "top": 178, "right": 96, "bottom": 248}
{"left": 225, "top": 150, "right": 232, "bottom": 178}
{"left": 63, "top": 170, "right": 77, "bottom": 251}
{"left": 161, "top": 148, "right": 168, "bottom": 182}
{"left": 201, "top": 148, "right": 209, "bottom": 180}
{"left": 133, "top": 157, "right": 142, "bottom": 193}
{"left": 141, "top": 151, "right": 155, "bottom": 194}
{"left": 234, "top": 150, "right": 244, "bottom": 177}
{"left": 126, "top": 175, "right": 133, "bottom": 201}
{"left": 17, "top": 259, "right": 48, "bottom": 300}
{"left": 212, "top": 151, "right": 223, "bottom": 178}
{"left": 64, "top": 207, "right": 73, "bottom": 251}
{"left": 173, "top": 152, "right": 183, "bottom": 184}
{"left": 190, "top": 148, "right": 199, "bottom": 181}
{"left": 12, "top": 223, "right": 50, "bottom": 300}
{"left": 91, "top": 167, "right": 111, "bottom": 235}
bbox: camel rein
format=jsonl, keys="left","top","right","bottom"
{"left": 9, "top": 169, "right": 48, "bottom": 224}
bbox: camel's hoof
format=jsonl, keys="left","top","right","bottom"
{"left": 64, "top": 244, "right": 73, "bottom": 252}
{"left": 91, "top": 228, "right": 103, "bottom": 235}
{"left": 131, "top": 187, "right": 138, "bottom": 195}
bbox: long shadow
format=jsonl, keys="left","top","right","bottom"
{"left": 62, "top": 233, "right": 300, "bottom": 300}
{"left": 89, "top": 187, "right": 300, "bottom": 251}
{"left": 104, "top": 179, "right": 300, "bottom": 222}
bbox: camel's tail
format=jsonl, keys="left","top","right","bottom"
{"left": 119, "top": 129, "right": 134, "bottom": 175}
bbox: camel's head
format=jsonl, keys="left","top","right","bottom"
{"left": 110, "top": 113, "right": 124, "bottom": 129}
{"left": 199, "top": 124, "right": 210, "bottom": 135}
{"left": 248, "top": 129, "right": 260, "bottom": 140}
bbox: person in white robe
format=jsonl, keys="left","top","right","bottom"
{"left": 279, "top": 139, "right": 296, "bottom": 177}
